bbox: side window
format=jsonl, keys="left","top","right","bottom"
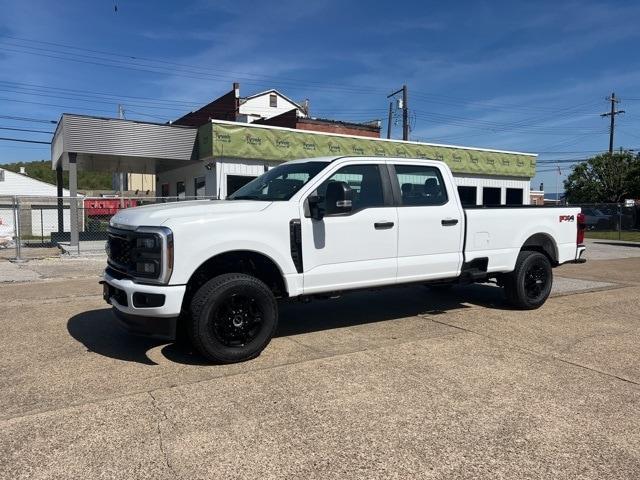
{"left": 394, "top": 164, "right": 448, "bottom": 206}
{"left": 315, "top": 164, "right": 385, "bottom": 213}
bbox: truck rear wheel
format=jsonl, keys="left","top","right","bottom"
{"left": 503, "top": 251, "right": 552, "bottom": 309}
{"left": 188, "top": 273, "right": 278, "bottom": 363}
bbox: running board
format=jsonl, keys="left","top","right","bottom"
{"left": 459, "top": 257, "right": 489, "bottom": 283}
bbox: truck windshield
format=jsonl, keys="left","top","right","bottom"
{"left": 227, "top": 161, "right": 329, "bottom": 201}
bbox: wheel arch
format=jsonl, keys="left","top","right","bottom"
{"left": 520, "top": 232, "right": 558, "bottom": 265}
{"left": 181, "top": 249, "right": 289, "bottom": 312}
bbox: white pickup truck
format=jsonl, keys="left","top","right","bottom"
{"left": 102, "top": 156, "right": 587, "bottom": 363}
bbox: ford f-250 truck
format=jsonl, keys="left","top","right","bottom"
{"left": 102, "top": 156, "right": 587, "bottom": 363}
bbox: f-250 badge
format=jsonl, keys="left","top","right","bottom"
{"left": 559, "top": 215, "right": 575, "bottom": 222}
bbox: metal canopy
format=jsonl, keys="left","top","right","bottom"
{"left": 50, "top": 114, "right": 199, "bottom": 247}
{"left": 51, "top": 114, "right": 198, "bottom": 173}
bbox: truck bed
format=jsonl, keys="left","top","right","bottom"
{"left": 463, "top": 206, "right": 582, "bottom": 273}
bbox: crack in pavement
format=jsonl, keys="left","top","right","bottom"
{"left": 425, "top": 317, "right": 640, "bottom": 388}
{"left": 147, "top": 391, "right": 179, "bottom": 480}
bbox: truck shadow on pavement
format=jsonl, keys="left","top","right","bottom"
{"left": 67, "top": 283, "right": 509, "bottom": 365}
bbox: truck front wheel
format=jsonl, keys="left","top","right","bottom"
{"left": 188, "top": 273, "right": 278, "bottom": 363}
{"left": 503, "top": 251, "right": 553, "bottom": 309}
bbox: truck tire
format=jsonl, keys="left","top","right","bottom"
{"left": 188, "top": 273, "right": 278, "bottom": 363}
{"left": 503, "top": 251, "right": 553, "bottom": 309}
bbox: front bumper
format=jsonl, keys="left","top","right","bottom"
{"left": 101, "top": 272, "right": 186, "bottom": 340}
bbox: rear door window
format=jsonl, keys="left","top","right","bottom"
{"left": 394, "top": 164, "right": 448, "bottom": 206}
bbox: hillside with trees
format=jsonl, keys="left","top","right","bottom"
{"left": 1, "top": 160, "right": 113, "bottom": 190}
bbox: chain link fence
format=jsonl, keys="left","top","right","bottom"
{"left": 0, "top": 195, "right": 215, "bottom": 260}
{"left": 568, "top": 203, "right": 640, "bottom": 242}
{"left": 1, "top": 196, "right": 639, "bottom": 261}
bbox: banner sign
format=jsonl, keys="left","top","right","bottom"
{"left": 198, "top": 123, "right": 536, "bottom": 177}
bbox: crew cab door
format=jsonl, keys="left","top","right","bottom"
{"left": 389, "top": 161, "right": 464, "bottom": 282}
{"left": 299, "top": 160, "right": 398, "bottom": 294}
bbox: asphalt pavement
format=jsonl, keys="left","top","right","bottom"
{"left": 0, "top": 239, "right": 639, "bottom": 479}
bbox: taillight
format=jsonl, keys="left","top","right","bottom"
{"left": 577, "top": 212, "right": 586, "bottom": 244}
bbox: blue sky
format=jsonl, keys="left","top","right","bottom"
{"left": 1, "top": 0, "right": 640, "bottom": 193}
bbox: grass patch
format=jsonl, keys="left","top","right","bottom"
{"left": 586, "top": 231, "right": 640, "bottom": 242}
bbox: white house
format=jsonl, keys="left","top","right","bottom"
{"left": 0, "top": 167, "right": 71, "bottom": 197}
{"left": 0, "top": 167, "right": 75, "bottom": 237}
{"left": 237, "top": 89, "right": 307, "bottom": 123}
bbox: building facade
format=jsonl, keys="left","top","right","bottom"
{"left": 155, "top": 120, "right": 535, "bottom": 204}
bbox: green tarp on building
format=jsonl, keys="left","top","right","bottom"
{"left": 198, "top": 122, "right": 536, "bottom": 178}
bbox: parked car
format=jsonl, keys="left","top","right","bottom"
{"left": 102, "top": 156, "right": 587, "bottom": 363}
{"left": 581, "top": 207, "right": 611, "bottom": 230}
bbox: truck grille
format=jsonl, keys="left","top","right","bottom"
{"left": 106, "top": 229, "right": 133, "bottom": 273}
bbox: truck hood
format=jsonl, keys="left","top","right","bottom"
{"left": 110, "top": 200, "right": 272, "bottom": 229}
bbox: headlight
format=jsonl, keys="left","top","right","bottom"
{"left": 136, "top": 260, "right": 159, "bottom": 275}
{"left": 106, "top": 226, "right": 173, "bottom": 285}
{"left": 136, "top": 236, "right": 158, "bottom": 250}
{"left": 133, "top": 227, "right": 173, "bottom": 284}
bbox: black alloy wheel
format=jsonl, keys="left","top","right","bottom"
{"left": 189, "top": 273, "right": 278, "bottom": 363}
{"left": 211, "top": 292, "right": 264, "bottom": 347}
{"left": 504, "top": 250, "right": 553, "bottom": 309}
{"left": 523, "top": 263, "right": 549, "bottom": 302}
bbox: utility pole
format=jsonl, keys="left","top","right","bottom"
{"left": 402, "top": 85, "right": 408, "bottom": 141}
{"left": 386, "top": 101, "right": 393, "bottom": 139}
{"left": 117, "top": 105, "right": 125, "bottom": 206}
{"left": 387, "top": 85, "right": 408, "bottom": 140}
{"left": 601, "top": 92, "right": 625, "bottom": 153}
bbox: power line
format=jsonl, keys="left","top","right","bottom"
{"left": 1, "top": 36, "right": 384, "bottom": 94}
{"left": 0, "top": 81, "right": 202, "bottom": 108}
{"left": 0, "top": 114, "right": 57, "bottom": 124}
{"left": 0, "top": 37, "right": 615, "bottom": 117}
{"left": 0, "top": 42, "right": 384, "bottom": 97}
{"left": 0, "top": 137, "right": 51, "bottom": 145}
{"left": 0, "top": 126, "right": 54, "bottom": 134}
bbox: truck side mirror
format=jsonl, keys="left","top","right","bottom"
{"left": 325, "top": 181, "right": 353, "bottom": 215}
{"left": 307, "top": 195, "right": 325, "bottom": 220}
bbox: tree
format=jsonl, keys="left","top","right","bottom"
{"left": 2, "top": 160, "right": 113, "bottom": 190}
{"left": 563, "top": 151, "right": 640, "bottom": 203}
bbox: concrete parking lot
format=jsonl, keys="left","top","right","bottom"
{"left": 1, "top": 239, "right": 639, "bottom": 479}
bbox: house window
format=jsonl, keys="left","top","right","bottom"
{"left": 194, "top": 176, "right": 206, "bottom": 197}
{"left": 269, "top": 94, "right": 277, "bottom": 108}
{"left": 176, "top": 181, "right": 185, "bottom": 200}
{"left": 457, "top": 186, "right": 477, "bottom": 206}
{"left": 0, "top": 170, "right": 4, "bottom": 182}
{"left": 506, "top": 188, "right": 524, "bottom": 205}
{"left": 482, "top": 187, "right": 501, "bottom": 206}
{"left": 160, "top": 183, "right": 169, "bottom": 197}
{"left": 227, "top": 175, "right": 256, "bottom": 197}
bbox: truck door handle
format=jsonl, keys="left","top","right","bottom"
{"left": 374, "top": 221, "right": 394, "bottom": 229}
{"left": 441, "top": 218, "right": 459, "bottom": 226}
